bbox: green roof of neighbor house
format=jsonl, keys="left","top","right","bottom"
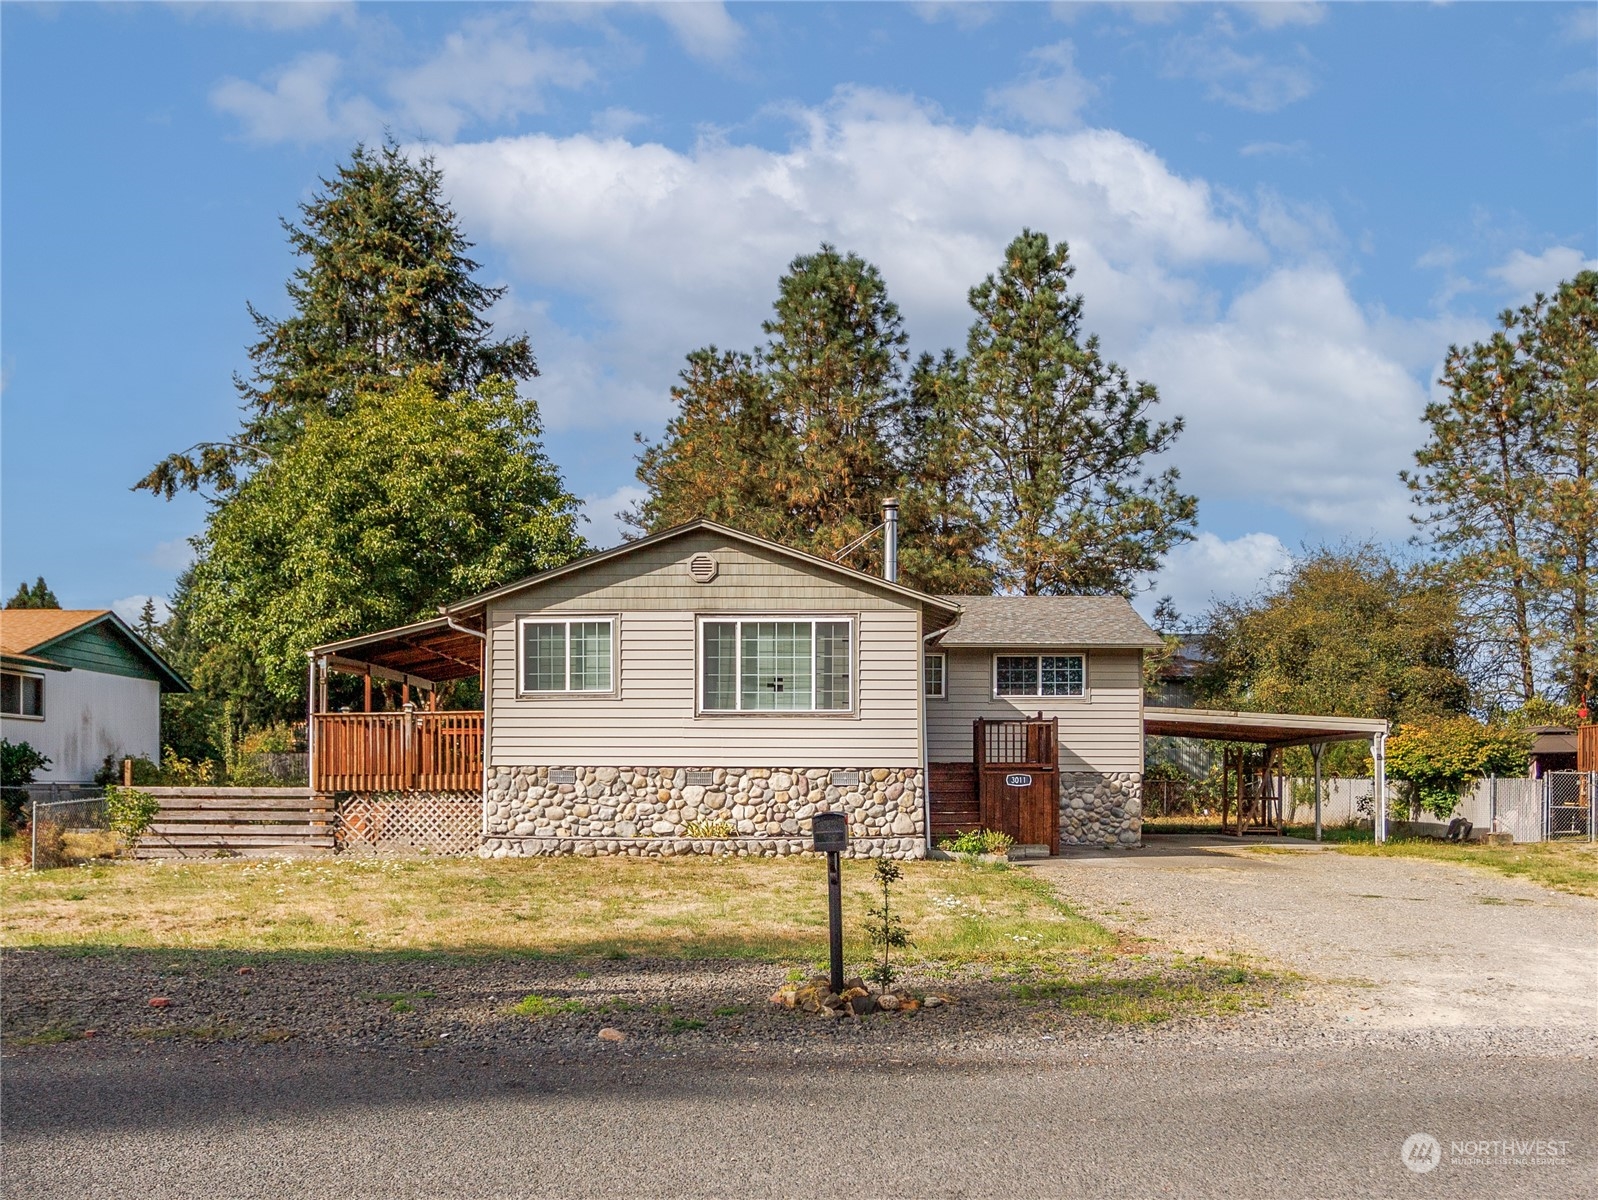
{"left": 0, "top": 609, "right": 189, "bottom": 693}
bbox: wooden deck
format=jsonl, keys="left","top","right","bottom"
{"left": 312, "top": 711, "right": 484, "bottom": 793}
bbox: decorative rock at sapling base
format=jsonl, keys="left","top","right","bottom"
{"left": 481, "top": 766, "right": 926, "bottom": 859}
{"left": 1059, "top": 770, "right": 1142, "bottom": 848}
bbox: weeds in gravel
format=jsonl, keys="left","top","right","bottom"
{"left": 1013, "top": 960, "right": 1289, "bottom": 1024}
{"left": 506, "top": 993, "right": 592, "bottom": 1019}
{"left": 4, "top": 1022, "right": 81, "bottom": 1047}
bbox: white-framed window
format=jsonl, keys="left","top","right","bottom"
{"left": 699, "top": 617, "right": 853, "bottom": 713}
{"left": 1, "top": 670, "right": 45, "bottom": 718}
{"left": 924, "top": 652, "right": 946, "bottom": 699}
{"left": 517, "top": 616, "right": 615, "bottom": 694}
{"left": 994, "top": 653, "right": 1085, "bottom": 698}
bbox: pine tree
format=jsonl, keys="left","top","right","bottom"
{"left": 892, "top": 352, "right": 992, "bottom": 594}
{"left": 760, "top": 245, "right": 906, "bottom": 565}
{"left": 135, "top": 598, "right": 160, "bottom": 645}
{"left": 136, "top": 140, "right": 536, "bottom": 499}
{"left": 5, "top": 577, "right": 60, "bottom": 609}
{"left": 957, "top": 231, "right": 1196, "bottom": 595}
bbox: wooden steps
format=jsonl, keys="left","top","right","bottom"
{"left": 134, "top": 788, "right": 333, "bottom": 860}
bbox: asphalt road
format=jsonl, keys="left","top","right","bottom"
{"left": 4, "top": 1042, "right": 1594, "bottom": 1199}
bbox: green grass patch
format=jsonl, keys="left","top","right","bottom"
{"left": 1335, "top": 838, "right": 1598, "bottom": 898}
{"left": 4, "top": 1022, "right": 81, "bottom": 1047}
{"left": 506, "top": 993, "right": 593, "bottom": 1019}
{"left": 1013, "top": 961, "right": 1288, "bottom": 1024}
{"left": 667, "top": 1017, "right": 706, "bottom": 1033}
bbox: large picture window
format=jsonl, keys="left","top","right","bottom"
{"left": 1, "top": 671, "right": 44, "bottom": 718}
{"left": 700, "top": 618, "right": 852, "bottom": 712}
{"left": 518, "top": 618, "right": 614, "bottom": 694}
{"left": 994, "top": 653, "right": 1084, "bottom": 698}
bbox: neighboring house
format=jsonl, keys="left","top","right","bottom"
{"left": 0, "top": 609, "right": 189, "bottom": 782}
{"left": 1528, "top": 726, "right": 1578, "bottom": 777}
{"left": 309, "top": 521, "right": 1163, "bottom": 858}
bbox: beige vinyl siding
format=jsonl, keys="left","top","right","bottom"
{"left": 927, "top": 647, "right": 1145, "bottom": 773}
{"left": 486, "top": 531, "right": 923, "bottom": 767}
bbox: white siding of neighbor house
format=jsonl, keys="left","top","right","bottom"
{"left": 926, "top": 647, "right": 1145, "bottom": 774}
{"left": 486, "top": 531, "right": 925, "bottom": 768}
{"left": 1, "top": 668, "right": 161, "bottom": 782}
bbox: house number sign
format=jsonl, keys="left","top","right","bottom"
{"left": 1004, "top": 773, "right": 1033, "bottom": 788}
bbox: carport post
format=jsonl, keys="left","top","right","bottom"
{"left": 1311, "top": 743, "right": 1324, "bottom": 843}
{"left": 1372, "top": 732, "right": 1388, "bottom": 845}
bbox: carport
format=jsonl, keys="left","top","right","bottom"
{"left": 1143, "top": 707, "right": 1391, "bottom": 842}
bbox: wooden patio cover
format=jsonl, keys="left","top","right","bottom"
{"left": 313, "top": 616, "right": 484, "bottom": 688}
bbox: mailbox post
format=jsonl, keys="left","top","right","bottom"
{"left": 811, "top": 812, "right": 848, "bottom": 994}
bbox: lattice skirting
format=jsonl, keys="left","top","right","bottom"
{"left": 334, "top": 792, "right": 480, "bottom": 857}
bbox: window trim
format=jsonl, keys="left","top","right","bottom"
{"left": 991, "top": 652, "right": 1088, "bottom": 700}
{"left": 1, "top": 669, "right": 46, "bottom": 720}
{"left": 924, "top": 652, "right": 947, "bottom": 700}
{"left": 515, "top": 615, "right": 619, "bottom": 698}
{"left": 695, "top": 614, "right": 857, "bottom": 716}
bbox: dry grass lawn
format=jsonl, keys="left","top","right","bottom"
{"left": 0, "top": 854, "right": 1113, "bottom": 967}
{"left": 1335, "top": 837, "right": 1598, "bottom": 898}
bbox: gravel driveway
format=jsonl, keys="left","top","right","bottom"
{"left": 1029, "top": 836, "right": 1598, "bottom": 1052}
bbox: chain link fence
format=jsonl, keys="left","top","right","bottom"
{"left": 23, "top": 788, "right": 110, "bottom": 869}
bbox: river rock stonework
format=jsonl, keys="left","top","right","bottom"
{"left": 1059, "top": 771, "right": 1142, "bottom": 848}
{"left": 481, "top": 766, "right": 926, "bottom": 859}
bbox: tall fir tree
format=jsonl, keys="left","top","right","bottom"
{"left": 956, "top": 230, "right": 1195, "bottom": 595}
{"left": 137, "top": 139, "right": 537, "bottom": 500}
{"left": 139, "top": 142, "right": 582, "bottom": 722}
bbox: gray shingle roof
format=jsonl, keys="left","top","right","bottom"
{"left": 934, "top": 595, "right": 1163, "bottom": 649}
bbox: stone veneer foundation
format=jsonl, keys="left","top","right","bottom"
{"left": 1059, "top": 770, "right": 1142, "bottom": 848}
{"left": 481, "top": 766, "right": 926, "bottom": 859}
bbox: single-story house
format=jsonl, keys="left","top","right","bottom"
{"left": 309, "top": 520, "right": 1163, "bottom": 858}
{"left": 0, "top": 609, "right": 189, "bottom": 782}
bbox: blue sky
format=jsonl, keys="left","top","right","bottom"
{"left": 3, "top": 1, "right": 1595, "bottom": 624}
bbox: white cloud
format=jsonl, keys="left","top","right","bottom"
{"left": 1239, "top": 139, "right": 1308, "bottom": 157}
{"left": 1132, "top": 267, "right": 1429, "bottom": 534}
{"left": 579, "top": 485, "right": 649, "bottom": 549}
{"left": 211, "top": 52, "right": 382, "bottom": 144}
{"left": 112, "top": 595, "right": 172, "bottom": 627}
{"left": 429, "top": 88, "right": 1261, "bottom": 430}
{"left": 212, "top": 20, "right": 592, "bottom": 144}
{"left": 1233, "top": 2, "right": 1325, "bottom": 31}
{"left": 1163, "top": 32, "right": 1317, "bottom": 112}
{"left": 148, "top": 536, "right": 198, "bottom": 572}
{"left": 986, "top": 41, "right": 1097, "bottom": 130}
{"left": 171, "top": 1, "right": 354, "bottom": 32}
{"left": 1144, "top": 531, "right": 1293, "bottom": 619}
{"left": 913, "top": 2, "right": 997, "bottom": 31}
{"left": 650, "top": 2, "right": 745, "bottom": 62}
{"left": 1489, "top": 246, "right": 1597, "bottom": 299}
{"left": 387, "top": 18, "right": 595, "bottom": 140}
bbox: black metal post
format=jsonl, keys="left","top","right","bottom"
{"left": 826, "top": 849, "right": 844, "bottom": 994}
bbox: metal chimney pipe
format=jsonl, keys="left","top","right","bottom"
{"left": 882, "top": 497, "right": 899, "bottom": 583}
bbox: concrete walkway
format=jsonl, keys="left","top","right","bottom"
{"left": 1028, "top": 836, "right": 1598, "bottom": 1042}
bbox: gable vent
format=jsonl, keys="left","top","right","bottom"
{"left": 687, "top": 553, "right": 719, "bottom": 583}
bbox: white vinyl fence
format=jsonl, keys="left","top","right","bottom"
{"left": 1282, "top": 773, "right": 1595, "bottom": 843}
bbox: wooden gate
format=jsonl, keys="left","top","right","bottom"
{"left": 975, "top": 716, "right": 1059, "bottom": 854}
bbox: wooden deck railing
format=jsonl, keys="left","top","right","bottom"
{"left": 312, "top": 712, "right": 483, "bottom": 793}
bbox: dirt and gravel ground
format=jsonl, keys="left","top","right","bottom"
{"left": 1029, "top": 836, "right": 1598, "bottom": 1054}
{"left": 4, "top": 838, "right": 1596, "bottom": 1198}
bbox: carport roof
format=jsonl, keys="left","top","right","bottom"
{"left": 1144, "top": 705, "right": 1387, "bottom": 749}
